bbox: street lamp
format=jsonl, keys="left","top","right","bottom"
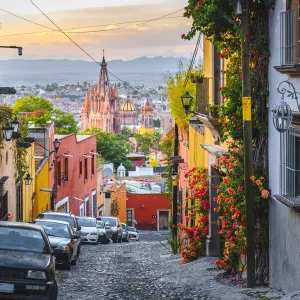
{"left": 10, "top": 118, "right": 20, "bottom": 136}
{"left": 24, "top": 173, "right": 33, "bottom": 186}
{"left": 53, "top": 138, "right": 60, "bottom": 152}
{"left": 171, "top": 171, "right": 178, "bottom": 181}
{"left": 181, "top": 91, "right": 194, "bottom": 113}
{"left": 3, "top": 123, "right": 14, "bottom": 141}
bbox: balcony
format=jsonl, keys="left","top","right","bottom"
{"left": 190, "top": 76, "right": 223, "bottom": 145}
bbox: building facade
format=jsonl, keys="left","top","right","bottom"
{"left": 268, "top": 0, "right": 300, "bottom": 292}
{"left": 54, "top": 134, "right": 97, "bottom": 217}
{"left": 81, "top": 53, "right": 120, "bottom": 133}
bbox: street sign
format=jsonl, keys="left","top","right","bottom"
{"left": 0, "top": 87, "right": 16, "bottom": 95}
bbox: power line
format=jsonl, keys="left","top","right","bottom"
{"left": 29, "top": 0, "right": 167, "bottom": 98}
{"left": 183, "top": 32, "right": 201, "bottom": 88}
{"left": 0, "top": 8, "right": 184, "bottom": 37}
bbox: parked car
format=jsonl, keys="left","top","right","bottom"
{"left": 97, "top": 217, "right": 122, "bottom": 243}
{"left": 76, "top": 217, "right": 99, "bottom": 244}
{"left": 0, "top": 221, "right": 59, "bottom": 300}
{"left": 128, "top": 226, "right": 140, "bottom": 241}
{"left": 34, "top": 219, "right": 80, "bottom": 270}
{"left": 96, "top": 220, "right": 113, "bottom": 244}
{"left": 121, "top": 223, "right": 129, "bottom": 242}
{"left": 35, "top": 211, "right": 82, "bottom": 256}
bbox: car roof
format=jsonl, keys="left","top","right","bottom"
{"left": 76, "top": 216, "right": 96, "bottom": 220}
{"left": 0, "top": 221, "right": 43, "bottom": 231}
{"left": 41, "top": 211, "right": 75, "bottom": 217}
{"left": 100, "top": 216, "right": 118, "bottom": 220}
{"left": 34, "top": 219, "right": 70, "bottom": 226}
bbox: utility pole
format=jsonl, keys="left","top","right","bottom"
{"left": 241, "top": 0, "right": 255, "bottom": 288}
{"left": 172, "top": 123, "right": 179, "bottom": 251}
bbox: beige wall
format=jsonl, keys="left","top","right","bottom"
{"left": 0, "top": 141, "right": 18, "bottom": 221}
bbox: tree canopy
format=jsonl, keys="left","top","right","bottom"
{"left": 80, "top": 128, "right": 135, "bottom": 172}
{"left": 13, "top": 95, "right": 78, "bottom": 134}
{"left": 134, "top": 132, "right": 161, "bottom": 155}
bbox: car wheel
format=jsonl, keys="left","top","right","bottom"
{"left": 118, "top": 235, "right": 122, "bottom": 243}
{"left": 112, "top": 238, "right": 117, "bottom": 243}
{"left": 50, "top": 280, "right": 58, "bottom": 300}
{"left": 104, "top": 239, "right": 110, "bottom": 244}
{"left": 71, "top": 256, "right": 77, "bottom": 266}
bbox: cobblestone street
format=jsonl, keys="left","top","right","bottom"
{"left": 56, "top": 231, "right": 283, "bottom": 300}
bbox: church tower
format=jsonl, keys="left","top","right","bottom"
{"left": 81, "top": 50, "right": 120, "bottom": 133}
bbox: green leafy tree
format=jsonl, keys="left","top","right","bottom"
{"left": 81, "top": 128, "right": 134, "bottom": 172}
{"left": 13, "top": 95, "right": 78, "bottom": 134}
{"left": 134, "top": 132, "right": 161, "bottom": 155}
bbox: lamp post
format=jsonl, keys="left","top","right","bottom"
{"left": 237, "top": 0, "right": 255, "bottom": 287}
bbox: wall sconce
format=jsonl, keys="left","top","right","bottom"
{"left": 24, "top": 173, "right": 33, "bottom": 186}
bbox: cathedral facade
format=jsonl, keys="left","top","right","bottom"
{"left": 81, "top": 53, "right": 120, "bottom": 133}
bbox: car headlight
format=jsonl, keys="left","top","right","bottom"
{"left": 57, "top": 245, "right": 70, "bottom": 253}
{"left": 27, "top": 270, "right": 46, "bottom": 280}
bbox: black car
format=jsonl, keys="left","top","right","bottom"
{"left": 34, "top": 219, "right": 80, "bottom": 270}
{"left": 0, "top": 221, "right": 61, "bottom": 300}
{"left": 35, "top": 211, "right": 82, "bottom": 256}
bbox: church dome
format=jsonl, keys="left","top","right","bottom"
{"left": 120, "top": 97, "right": 136, "bottom": 111}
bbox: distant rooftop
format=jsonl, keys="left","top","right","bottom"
{"left": 76, "top": 135, "right": 94, "bottom": 142}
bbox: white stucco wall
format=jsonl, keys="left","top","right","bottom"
{"left": 268, "top": 0, "right": 300, "bottom": 292}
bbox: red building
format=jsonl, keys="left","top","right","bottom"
{"left": 126, "top": 194, "right": 170, "bottom": 231}
{"left": 54, "top": 134, "right": 97, "bottom": 217}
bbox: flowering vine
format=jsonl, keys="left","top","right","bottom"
{"left": 179, "top": 167, "right": 209, "bottom": 264}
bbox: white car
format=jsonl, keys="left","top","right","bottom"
{"left": 96, "top": 220, "right": 113, "bottom": 244}
{"left": 128, "top": 226, "right": 139, "bottom": 241}
{"left": 97, "top": 216, "right": 123, "bottom": 243}
{"left": 76, "top": 216, "right": 99, "bottom": 244}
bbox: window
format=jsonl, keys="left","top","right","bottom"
{"left": 279, "top": 125, "right": 300, "bottom": 204}
{"left": 64, "top": 158, "right": 68, "bottom": 181}
{"left": 85, "top": 197, "right": 89, "bottom": 216}
{"left": 84, "top": 158, "right": 88, "bottom": 181}
{"left": 57, "top": 161, "right": 61, "bottom": 186}
{"left": 79, "top": 161, "right": 83, "bottom": 176}
{"left": 280, "top": 0, "right": 299, "bottom": 65}
{"left": 91, "top": 155, "right": 95, "bottom": 176}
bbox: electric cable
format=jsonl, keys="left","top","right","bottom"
{"left": 0, "top": 7, "right": 184, "bottom": 37}
{"left": 29, "top": 0, "right": 163, "bottom": 98}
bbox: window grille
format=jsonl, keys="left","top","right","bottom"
{"left": 280, "top": 9, "right": 298, "bottom": 65}
{"left": 280, "top": 126, "right": 300, "bottom": 204}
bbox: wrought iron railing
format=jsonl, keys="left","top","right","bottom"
{"left": 280, "top": 9, "right": 298, "bottom": 65}
{"left": 194, "top": 77, "right": 223, "bottom": 115}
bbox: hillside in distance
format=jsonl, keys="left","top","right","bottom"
{"left": 0, "top": 56, "right": 189, "bottom": 86}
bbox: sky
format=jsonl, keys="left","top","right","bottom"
{"left": 0, "top": 0, "right": 197, "bottom": 61}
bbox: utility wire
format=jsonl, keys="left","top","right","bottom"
{"left": 183, "top": 32, "right": 201, "bottom": 88}
{"left": 29, "top": 0, "right": 161, "bottom": 98}
{"left": 0, "top": 8, "right": 184, "bottom": 37}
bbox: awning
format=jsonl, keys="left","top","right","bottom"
{"left": 200, "top": 144, "right": 229, "bottom": 156}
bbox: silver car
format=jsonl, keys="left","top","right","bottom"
{"left": 96, "top": 220, "right": 113, "bottom": 244}
{"left": 76, "top": 217, "right": 99, "bottom": 244}
{"left": 128, "top": 226, "right": 140, "bottom": 241}
{"left": 97, "top": 217, "right": 122, "bottom": 243}
{"left": 121, "top": 223, "right": 130, "bottom": 242}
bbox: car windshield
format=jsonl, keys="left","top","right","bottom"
{"left": 128, "top": 227, "right": 136, "bottom": 232}
{"left": 97, "top": 221, "right": 104, "bottom": 229}
{"left": 0, "top": 226, "right": 48, "bottom": 253}
{"left": 41, "top": 214, "right": 76, "bottom": 228}
{"left": 100, "top": 218, "right": 117, "bottom": 226}
{"left": 35, "top": 221, "right": 70, "bottom": 239}
{"left": 77, "top": 218, "right": 96, "bottom": 227}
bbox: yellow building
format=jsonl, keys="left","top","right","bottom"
{"left": 33, "top": 159, "right": 50, "bottom": 218}
{"left": 22, "top": 144, "right": 36, "bottom": 222}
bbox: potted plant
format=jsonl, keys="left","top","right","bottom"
{"left": 206, "top": 104, "right": 220, "bottom": 118}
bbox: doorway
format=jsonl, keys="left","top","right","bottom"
{"left": 158, "top": 210, "right": 170, "bottom": 231}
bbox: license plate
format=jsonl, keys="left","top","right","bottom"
{"left": 0, "top": 283, "right": 14, "bottom": 293}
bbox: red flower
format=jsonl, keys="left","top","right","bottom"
{"left": 181, "top": 34, "right": 186, "bottom": 39}
{"left": 233, "top": 112, "right": 237, "bottom": 119}
{"left": 239, "top": 74, "right": 243, "bottom": 80}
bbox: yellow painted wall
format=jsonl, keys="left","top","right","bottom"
{"left": 34, "top": 160, "right": 50, "bottom": 218}
{"left": 22, "top": 144, "right": 35, "bottom": 222}
{"left": 137, "top": 127, "right": 155, "bottom": 135}
{"left": 188, "top": 125, "right": 206, "bottom": 169}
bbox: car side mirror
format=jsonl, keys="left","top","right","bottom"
{"left": 52, "top": 248, "right": 64, "bottom": 256}
{"left": 72, "top": 234, "right": 81, "bottom": 239}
